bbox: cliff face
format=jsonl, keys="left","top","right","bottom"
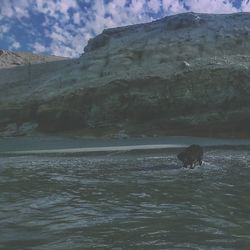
{"left": 1, "top": 12, "right": 250, "bottom": 137}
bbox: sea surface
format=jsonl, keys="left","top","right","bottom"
{"left": 0, "top": 148, "right": 250, "bottom": 249}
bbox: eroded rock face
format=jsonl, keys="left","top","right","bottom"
{"left": 1, "top": 12, "right": 250, "bottom": 137}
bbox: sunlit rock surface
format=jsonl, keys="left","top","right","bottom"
{"left": 1, "top": 12, "right": 250, "bottom": 137}
{"left": 0, "top": 50, "right": 66, "bottom": 68}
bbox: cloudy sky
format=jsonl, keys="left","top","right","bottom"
{"left": 0, "top": 0, "right": 249, "bottom": 58}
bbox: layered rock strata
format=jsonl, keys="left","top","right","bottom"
{"left": 1, "top": 12, "right": 250, "bottom": 137}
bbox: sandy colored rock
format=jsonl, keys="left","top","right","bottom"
{"left": 0, "top": 50, "right": 67, "bottom": 68}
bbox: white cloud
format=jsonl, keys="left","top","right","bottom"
{"left": 0, "top": 1, "right": 15, "bottom": 18}
{"left": 129, "top": 0, "right": 146, "bottom": 14}
{"left": 34, "top": 0, "right": 79, "bottom": 15}
{"left": 185, "top": 0, "right": 237, "bottom": 14}
{"left": 33, "top": 42, "right": 47, "bottom": 53}
{"left": 31, "top": 0, "right": 83, "bottom": 57}
{"left": 10, "top": 41, "right": 21, "bottom": 49}
{"left": 241, "top": 0, "right": 250, "bottom": 11}
{"left": 34, "top": 0, "right": 79, "bottom": 23}
{"left": 7, "top": 35, "right": 21, "bottom": 50}
{"left": 73, "top": 12, "right": 81, "bottom": 25}
{"left": 0, "top": 24, "right": 10, "bottom": 33}
{"left": 60, "top": 1, "right": 78, "bottom": 14}
{"left": 88, "top": 0, "right": 152, "bottom": 34}
{"left": 12, "top": 0, "right": 31, "bottom": 18}
{"left": 162, "top": 0, "right": 187, "bottom": 13}
{"left": 1, "top": 0, "right": 250, "bottom": 57}
{"left": 0, "top": 0, "right": 31, "bottom": 19}
{"left": 147, "top": 0, "right": 161, "bottom": 13}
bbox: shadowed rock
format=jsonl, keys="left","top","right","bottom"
{"left": 177, "top": 144, "right": 203, "bottom": 169}
{"left": 2, "top": 13, "right": 250, "bottom": 137}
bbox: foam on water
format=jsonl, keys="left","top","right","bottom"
{"left": 0, "top": 148, "right": 250, "bottom": 249}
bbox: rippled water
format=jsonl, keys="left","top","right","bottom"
{"left": 0, "top": 148, "right": 250, "bottom": 249}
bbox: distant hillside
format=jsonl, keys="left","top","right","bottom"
{"left": 0, "top": 50, "right": 67, "bottom": 68}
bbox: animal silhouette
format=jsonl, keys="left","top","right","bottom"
{"left": 177, "top": 144, "right": 203, "bottom": 169}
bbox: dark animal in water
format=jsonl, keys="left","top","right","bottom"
{"left": 177, "top": 144, "right": 203, "bottom": 169}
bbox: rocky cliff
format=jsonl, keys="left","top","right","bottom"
{"left": 1, "top": 12, "right": 250, "bottom": 137}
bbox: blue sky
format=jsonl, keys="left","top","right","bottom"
{"left": 0, "top": 0, "right": 248, "bottom": 57}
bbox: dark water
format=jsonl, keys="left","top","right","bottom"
{"left": 0, "top": 149, "right": 250, "bottom": 250}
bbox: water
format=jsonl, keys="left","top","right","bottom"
{"left": 0, "top": 148, "right": 250, "bottom": 249}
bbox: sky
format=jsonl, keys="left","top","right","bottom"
{"left": 0, "top": 0, "right": 249, "bottom": 58}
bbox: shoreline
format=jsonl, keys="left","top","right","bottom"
{"left": 1, "top": 135, "right": 250, "bottom": 157}
{"left": 0, "top": 144, "right": 186, "bottom": 157}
